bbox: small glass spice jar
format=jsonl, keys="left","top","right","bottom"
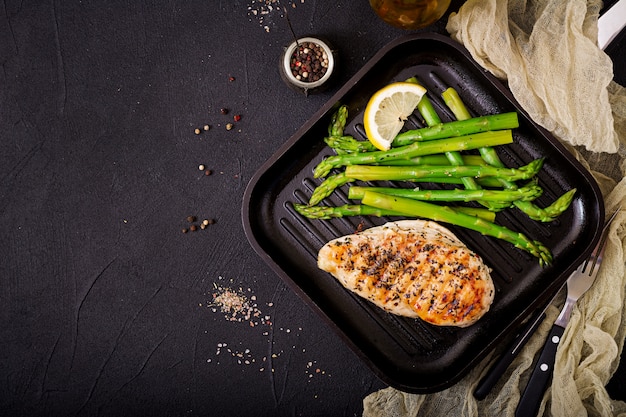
{"left": 280, "top": 37, "right": 336, "bottom": 95}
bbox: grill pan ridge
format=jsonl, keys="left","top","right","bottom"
{"left": 242, "top": 33, "right": 604, "bottom": 392}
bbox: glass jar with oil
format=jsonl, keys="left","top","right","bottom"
{"left": 369, "top": 0, "right": 451, "bottom": 30}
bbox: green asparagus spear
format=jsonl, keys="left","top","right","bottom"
{"left": 343, "top": 158, "right": 543, "bottom": 182}
{"left": 361, "top": 191, "right": 553, "bottom": 266}
{"left": 324, "top": 135, "right": 375, "bottom": 153}
{"left": 452, "top": 206, "right": 497, "bottom": 222}
{"left": 319, "top": 148, "right": 489, "bottom": 166}
{"left": 442, "top": 87, "right": 473, "bottom": 120}
{"left": 294, "top": 203, "right": 497, "bottom": 222}
{"left": 313, "top": 130, "right": 514, "bottom": 178}
{"left": 402, "top": 176, "right": 505, "bottom": 187}
{"left": 295, "top": 203, "right": 406, "bottom": 219}
{"left": 309, "top": 172, "right": 355, "bottom": 206}
{"left": 328, "top": 105, "right": 348, "bottom": 137}
{"left": 415, "top": 84, "right": 441, "bottom": 127}
{"left": 381, "top": 154, "right": 487, "bottom": 166}
{"left": 347, "top": 182, "right": 542, "bottom": 203}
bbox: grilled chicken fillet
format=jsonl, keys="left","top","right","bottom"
{"left": 318, "top": 220, "right": 494, "bottom": 327}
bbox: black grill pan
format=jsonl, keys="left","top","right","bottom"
{"left": 242, "top": 33, "right": 604, "bottom": 393}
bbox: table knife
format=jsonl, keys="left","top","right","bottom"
{"left": 598, "top": 0, "right": 626, "bottom": 50}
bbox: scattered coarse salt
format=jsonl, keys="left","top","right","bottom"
{"left": 203, "top": 276, "right": 329, "bottom": 385}
{"left": 247, "top": 0, "right": 305, "bottom": 32}
{"left": 208, "top": 284, "right": 270, "bottom": 327}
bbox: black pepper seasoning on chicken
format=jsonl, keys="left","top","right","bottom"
{"left": 318, "top": 220, "right": 494, "bottom": 327}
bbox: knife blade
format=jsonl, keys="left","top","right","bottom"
{"left": 598, "top": 0, "right": 626, "bottom": 50}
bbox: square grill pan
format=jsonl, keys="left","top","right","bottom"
{"left": 242, "top": 33, "right": 604, "bottom": 393}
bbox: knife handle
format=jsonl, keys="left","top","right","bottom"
{"left": 515, "top": 324, "right": 565, "bottom": 417}
{"left": 473, "top": 312, "right": 547, "bottom": 400}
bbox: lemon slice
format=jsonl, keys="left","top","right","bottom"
{"left": 363, "top": 82, "right": 427, "bottom": 151}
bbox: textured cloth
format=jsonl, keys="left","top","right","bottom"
{"left": 447, "top": 0, "right": 624, "bottom": 154}
{"left": 363, "top": 1, "right": 626, "bottom": 416}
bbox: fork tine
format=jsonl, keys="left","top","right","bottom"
{"left": 581, "top": 207, "right": 621, "bottom": 275}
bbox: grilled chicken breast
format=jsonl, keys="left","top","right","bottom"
{"left": 318, "top": 220, "right": 494, "bottom": 327}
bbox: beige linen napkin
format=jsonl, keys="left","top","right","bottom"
{"left": 363, "top": 1, "right": 626, "bottom": 416}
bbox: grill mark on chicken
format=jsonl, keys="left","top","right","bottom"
{"left": 318, "top": 220, "right": 495, "bottom": 327}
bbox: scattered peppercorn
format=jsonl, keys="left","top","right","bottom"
{"left": 226, "top": 123, "right": 233, "bottom": 131}
{"left": 234, "top": 114, "right": 242, "bottom": 122}
{"left": 205, "top": 169, "right": 212, "bottom": 176}
{"left": 199, "top": 164, "right": 206, "bottom": 171}
{"left": 194, "top": 128, "right": 201, "bottom": 135}
{"left": 220, "top": 108, "right": 229, "bottom": 115}
{"left": 182, "top": 215, "right": 216, "bottom": 235}
{"left": 203, "top": 124, "right": 210, "bottom": 131}
{"left": 229, "top": 76, "right": 235, "bottom": 82}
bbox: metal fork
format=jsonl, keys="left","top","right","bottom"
{"left": 515, "top": 207, "right": 620, "bottom": 417}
